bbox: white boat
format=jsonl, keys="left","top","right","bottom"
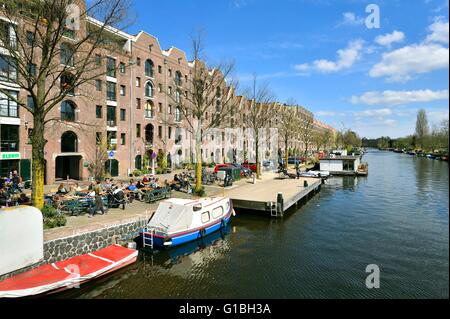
{"left": 300, "top": 170, "right": 330, "bottom": 178}
{"left": 140, "top": 197, "right": 235, "bottom": 249}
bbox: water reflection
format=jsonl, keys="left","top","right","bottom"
{"left": 142, "top": 225, "right": 232, "bottom": 279}
{"left": 65, "top": 150, "right": 448, "bottom": 299}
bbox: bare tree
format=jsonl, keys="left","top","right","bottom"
{"left": 242, "top": 75, "right": 275, "bottom": 178}
{"left": 86, "top": 132, "right": 109, "bottom": 180}
{"left": 0, "top": 0, "right": 131, "bottom": 208}
{"left": 298, "top": 110, "right": 315, "bottom": 160}
{"left": 277, "top": 100, "right": 300, "bottom": 168}
{"left": 168, "top": 32, "right": 238, "bottom": 193}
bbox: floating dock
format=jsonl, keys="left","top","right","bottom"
{"left": 224, "top": 174, "right": 322, "bottom": 217}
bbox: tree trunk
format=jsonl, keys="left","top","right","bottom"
{"left": 31, "top": 114, "right": 46, "bottom": 209}
{"left": 255, "top": 134, "right": 261, "bottom": 179}
{"left": 195, "top": 122, "right": 202, "bottom": 193}
{"left": 284, "top": 135, "right": 289, "bottom": 169}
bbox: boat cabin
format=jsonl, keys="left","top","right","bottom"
{"left": 320, "top": 156, "right": 361, "bottom": 176}
{"left": 147, "top": 197, "right": 231, "bottom": 235}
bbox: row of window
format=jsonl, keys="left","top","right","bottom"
{"left": 103, "top": 55, "right": 186, "bottom": 83}
{"left": 201, "top": 206, "right": 225, "bottom": 224}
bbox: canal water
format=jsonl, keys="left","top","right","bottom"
{"left": 60, "top": 150, "right": 449, "bottom": 299}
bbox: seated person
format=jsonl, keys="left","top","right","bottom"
{"left": 74, "top": 183, "right": 83, "bottom": 192}
{"left": 88, "top": 181, "right": 96, "bottom": 191}
{"left": 174, "top": 174, "right": 181, "bottom": 183}
{"left": 66, "top": 185, "right": 77, "bottom": 196}
{"left": 57, "top": 183, "right": 68, "bottom": 194}
{"left": 18, "top": 193, "right": 30, "bottom": 204}
{"left": 127, "top": 182, "right": 137, "bottom": 192}
{"left": 142, "top": 175, "right": 150, "bottom": 183}
{"left": 149, "top": 178, "right": 160, "bottom": 189}
{"left": 103, "top": 179, "right": 113, "bottom": 191}
{"left": 136, "top": 180, "right": 145, "bottom": 189}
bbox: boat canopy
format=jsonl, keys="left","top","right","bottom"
{"left": 148, "top": 200, "right": 194, "bottom": 233}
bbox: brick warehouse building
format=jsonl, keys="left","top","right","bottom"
{"left": 0, "top": 0, "right": 335, "bottom": 185}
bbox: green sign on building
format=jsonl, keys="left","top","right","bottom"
{"left": 0, "top": 153, "right": 21, "bottom": 160}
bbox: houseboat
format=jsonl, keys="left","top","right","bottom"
{"left": 140, "top": 197, "right": 235, "bottom": 249}
{"left": 320, "top": 155, "right": 367, "bottom": 176}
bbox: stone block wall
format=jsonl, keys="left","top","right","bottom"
{"left": 0, "top": 217, "right": 146, "bottom": 281}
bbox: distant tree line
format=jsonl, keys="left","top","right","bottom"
{"left": 335, "top": 129, "right": 362, "bottom": 152}
{"left": 362, "top": 109, "right": 449, "bottom": 154}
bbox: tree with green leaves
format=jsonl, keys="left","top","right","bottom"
{"left": 415, "top": 109, "right": 430, "bottom": 149}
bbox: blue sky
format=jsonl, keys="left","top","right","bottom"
{"left": 127, "top": 0, "right": 449, "bottom": 138}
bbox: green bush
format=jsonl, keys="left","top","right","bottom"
{"left": 42, "top": 205, "right": 67, "bottom": 230}
{"left": 132, "top": 169, "right": 142, "bottom": 177}
{"left": 194, "top": 186, "right": 207, "bottom": 197}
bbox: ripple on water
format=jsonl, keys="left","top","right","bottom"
{"left": 67, "top": 151, "right": 448, "bottom": 299}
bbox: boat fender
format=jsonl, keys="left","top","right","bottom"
{"left": 220, "top": 218, "right": 226, "bottom": 228}
{"left": 198, "top": 228, "right": 206, "bottom": 238}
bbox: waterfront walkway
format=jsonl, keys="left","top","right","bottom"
{"left": 224, "top": 172, "right": 320, "bottom": 213}
{"left": 42, "top": 170, "right": 318, "bottom": 242}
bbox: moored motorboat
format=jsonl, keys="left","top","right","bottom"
{"left": 140, "top": 197, "right": 235, "bottom": 249}
{"left": 0, "top": 245, "right": 138, "bottom": 298}
{"left": 299, "top": 171, "right": 330, "bottom": 179}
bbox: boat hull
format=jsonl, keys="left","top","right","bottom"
{"left": 141, "top": 211, "right": 233, "bottom": 249}
{"left": 0, "top": 245, "right": 138, "bottom": 299}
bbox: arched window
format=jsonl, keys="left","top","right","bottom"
{"left": 175, "top": 71, "right": 182, "bottom": 86}
{"left": 61, "top": 100, "right": 76, "bottom": 122}
{"left": 60, "top": 43, "right": 74, "bottom": 66}
{"left": 61, "top": 131, "right": 78, "bottom": 153}
{"left": 145, "top": 101, "right": 153, "bottom": 118}
{"left": 216, "top": 86, "right": 221, "bottom": 98}
{"left": 145, "top": 59, "right": 154, "bottom": 77}
{"left": 145, "top": 82, "right": 154, "bottom": 98}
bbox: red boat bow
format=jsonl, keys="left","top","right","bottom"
{"left": 0, "top": 245, "right": 138, "bottom": 298}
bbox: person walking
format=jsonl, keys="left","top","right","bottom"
{"left": 89, "top": 181, "right": 107, "bottom": 218}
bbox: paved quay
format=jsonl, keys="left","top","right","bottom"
{"left": 224, "top": 172, "right": 321, "bottom": 214}
{"left": 42, "top": 169, "right": 319, "bottom": 241}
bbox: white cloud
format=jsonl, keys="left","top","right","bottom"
{"left": 369, "top": 43, "right": 449, "bottom": 82}
{"left": 369, "top": 19, "right": 449, "bottom": 82}
{"left": 351, "top": 89, "right": 449, "bottom": 106}
{"left": 384, "top": 119, "right": 397, "bottom": 127}
{"left": 339, "top": 12, "right": 365, "bottom": 26}
{"left": 375, "top": 31, "right": 405, "bottom": 47}
{"left": 316, "top": 111, "right": 337, "bottom": 116}
{"left": 295, "top": 40, "right": 364, "bottom": 74}
{"left": 355, "top": 108, "right": 393, "bottom": 117}
{"left": 425, "top": 18, "right": 449, "bottom": 44}
{"left": 293, "top": 63, "right": 310, "bottom": 72}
